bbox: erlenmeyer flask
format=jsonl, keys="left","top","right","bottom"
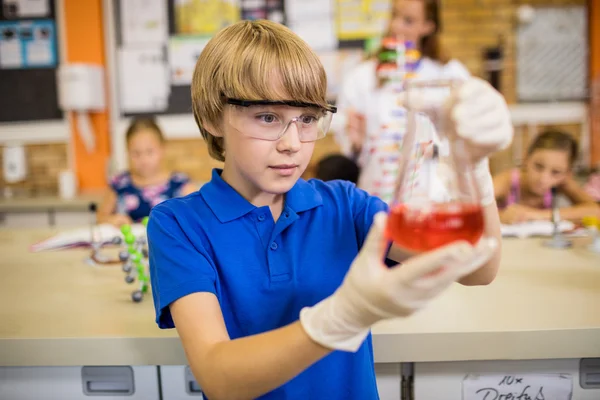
{"left": 386, "top": 79, "right": 485, "bottom": 253}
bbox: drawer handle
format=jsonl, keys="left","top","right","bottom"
{"left": 81, "top": 366, "right": 134, "bottom": 395}
{"left": 87, "top": 381, "right": 131, "bottom": 393}
{"left": 185, "top": 366, "right": 203, "bottom": 395}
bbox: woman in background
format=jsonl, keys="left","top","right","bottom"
{"left": 97, "top": 118, "right": 197, "bottom": 226}
{"left": 493, "top": 130, "right": 599, "bottom": 224}
{"left": 332, "top": 0, "right": 470, "bottom": 161}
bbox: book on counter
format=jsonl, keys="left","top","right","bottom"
{"left": 30, "top": 223, "right": 147, "bottom": 252}
{"left": 501, "top": 220, "right": 576, "bottom": 238}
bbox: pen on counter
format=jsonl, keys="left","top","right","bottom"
{"left": 88, "top": 202, "right": 97, "bottom": 246}
{"left": 543, "top": 187, "right": 572, "bottom": 249}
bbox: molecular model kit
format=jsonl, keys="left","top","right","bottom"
{"left": 118, "top": 217, "right": 150, "bottom": 302}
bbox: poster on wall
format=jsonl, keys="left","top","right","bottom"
{"left": 1, "top": 0, "right": 50, "bottom": 18}
{"left": 174, "top": 0, "right": 240, "bottom": 36}
{"left": 0, "top": 21, "right": 21, "bottom": 67}
{"left": 0, "top": 19, "right": 56, "bottom": 69}
{"left": 318, "top": 48, "right": 363, "bottom": 99}
{"left": 241, "top": 0, "right": 284, "bottom": 23}
{"left": 120, "top": 0, "right": 168, "bottom": 45}
{"left": 118, "top": 46, "right": 170, "bottom": 113}
{"left": 286, "top": 0, "right": 337, "bottom": 51}
{"left": 336, "top": 0, "right": 390, "bottom": 41}
{"left": 168, "top": 35, "right": 210, "bottom": 86}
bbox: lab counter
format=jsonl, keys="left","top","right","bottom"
{"left": 373, "top": 236, "right": 600, "bottom": 364}
{"left": 0, "top": 194, "right": 102, "bottom": 213}
{"left": 0, "top": 182, "right": 204, "bottom": 229}
{"left": 0, "top": 194, "right": 102, "bottom": 229}
{"left": 1, "top": 228, "right": 599, "bottom": 367}
{"left": 1, "top": 228, "right": 600, "bottom": 399}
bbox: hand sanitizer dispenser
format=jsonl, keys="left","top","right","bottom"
{"left": 2, "top": 142, "right": 27, "bottom": 183}
{"left": 57, "top": 64, "right": 106, "bottom": 153}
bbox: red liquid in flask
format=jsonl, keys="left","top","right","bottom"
{"left": 386, "top": 203, "right": 484, "bottom": 253}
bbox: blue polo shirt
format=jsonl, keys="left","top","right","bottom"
{"left": 148, "top": 169, "right": 388, "bottom": 399}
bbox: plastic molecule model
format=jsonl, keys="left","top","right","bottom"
{"left": 118, "top": 217, "right": 150, "bottom": 302}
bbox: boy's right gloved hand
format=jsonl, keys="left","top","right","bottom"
{"left": 300, "top": 212, "right": 497, "bottom": 352}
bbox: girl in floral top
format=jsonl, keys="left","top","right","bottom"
{"left": 97, "top": 118, "right": 197, "bottom": 226}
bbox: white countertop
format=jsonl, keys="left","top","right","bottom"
{"left": 0, "top": 194, "right": 102, "bottom": 213}
{"left": 0, "top": 229, "right": 599, "bottom": 366}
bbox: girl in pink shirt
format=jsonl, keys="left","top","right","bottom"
{"left": 493, "top": 130, "right": 599, "bottom": 224}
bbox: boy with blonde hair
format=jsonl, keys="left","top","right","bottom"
{"left": 148, "top": 20, "right": 512, "bottom": 399}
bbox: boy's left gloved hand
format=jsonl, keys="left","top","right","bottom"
{"left": 446, "top": 77, "right": 513, "bottom": 206}
{"left": 299, "top": 212, "right": 497, "bottom": 353}
{"left": 449, "top": 77, "right": 513, "bottom": 164}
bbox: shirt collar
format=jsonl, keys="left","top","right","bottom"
{"left": 285, "top": 177, "right": 323, "bottom": 213}
{"left": 200, "top": 169, "right": 323, "bottom": 223}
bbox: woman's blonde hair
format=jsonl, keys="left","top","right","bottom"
{"left": 191, "top": 20, "right": 329, "bottom": 161}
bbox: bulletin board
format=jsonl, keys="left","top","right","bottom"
{"left": 516, "top": 6, "right": 588, "bottom": 102}
{"left": 111, "top": 0, "right": 391, "bottom": 118}
{"left": 0, "top": 0, "right": 62, "bottom": 122}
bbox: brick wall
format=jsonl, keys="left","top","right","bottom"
{"left": 440, "top": 0, "right": 586, "bottom": 104}
{"left": 162, "top": 136, "right": 340, "bottom": 182}
{"left": 163, "top": 138, "right": 222, "bottom": 183}
{"left": 0, "top": 137, "right": 339, "bottom": 194}
{"left": 438, "top": 0, "right": 588, "bottom": 172}
{"left": 158, "top": 1, "right": 592, "bottom": 179}
{"left": 0, "top": 143, "right": 69, "bottom": 196}
{"left": 308, "top": 0, "right": 590, "bottom": 176}
{"left": 9, "top": 1, "right": 589, "bottom": 191}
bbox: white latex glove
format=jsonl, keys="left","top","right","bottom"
{"left": 448, "top": 78, "right": 513, "bottom": 206}
{"left": 300, "top": 212, "right": 498, "bottom": 352}
{"left": 449, "top": 77, "right": 513, "bottom": 163}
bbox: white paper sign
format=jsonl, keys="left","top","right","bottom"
{"left": 288, "top": 19, "right": 337, "bottom": 52}
{"left": 118, "top": 46, "right": 170, "bottom": 113}
{"left": 2, "top": 0, "right": 49, "bottom": 18}
{"left": 168, "top": 36, "right": 210, "bottom": 86}
{"left": 18, "top": 0, "right": 49, "bottom": 17}
{"left": 501, "top": 220, "right": 575, "bottom": 238}
{"left": 284, "top": 0, "right": 333, "bottom": 21}
{"left": 0, "top": 28, "right": 22, "bottom": 68}
{"left": 285, "top": 0, "right": 336, "bottom": 51}
{"left": 120, "top": 0, "right": 168, "bottom": 45}
{"left": 463, "top": 374, "right": 573, "bottom": 400}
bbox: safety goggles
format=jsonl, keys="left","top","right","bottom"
{"left": 225, "top": 98, "right": 337, "bottom": 142}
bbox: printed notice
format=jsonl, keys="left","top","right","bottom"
{"left": 2, "top": 0, "right": 49, "bottom": 18}
{"left": 0, "top": 20, "right": 56, "bottom": 69}
{"left": 463, "top": 374, "right": 572, "bottom": 400}
{"left": 168, "top": 35, "right": 210, "bottom": 85}
{"left": 120, "top": 0, "right": 168, "bottom": 45}
{"left": 118, "top": 46, "right": 170, "bottom": 113}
